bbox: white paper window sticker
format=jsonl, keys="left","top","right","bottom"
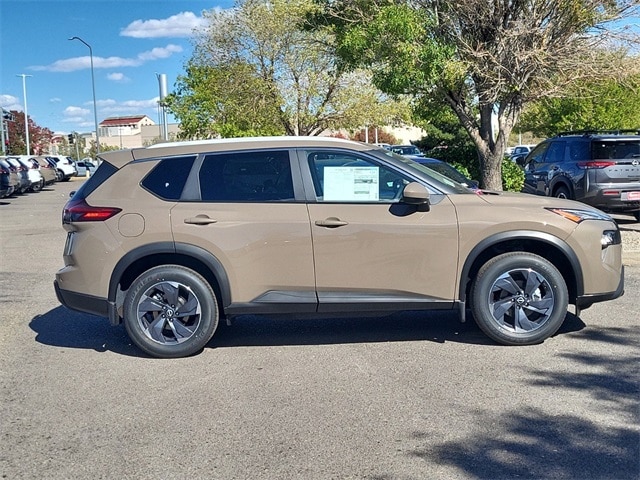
{"left": 323, "top": 166, "right": 379, "bottom": 201}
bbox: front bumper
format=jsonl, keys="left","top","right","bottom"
{"left": 575, "top": 265, "right": 624, "bottom": 311}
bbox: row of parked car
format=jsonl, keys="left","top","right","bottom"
{"left": 0, "top": 155, "right": 78, "bottom": 198}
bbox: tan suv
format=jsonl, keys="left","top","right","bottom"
{"left": 55, "top": 137, "right": 624, "bottom": 358}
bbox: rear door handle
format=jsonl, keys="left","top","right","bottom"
{"left": 184, "top": 215, "right": 218, "bottom": 225}
{"left": 315, "top": 217, "right": 349, "bottom": 228}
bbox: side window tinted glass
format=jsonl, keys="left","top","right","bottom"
{"left": 526, "top": 143, "right": 549, "bottom": 167}
{"left": 307, "top": 151, "right": 409, "bottom": 202}
{"left": 545, "top": 142, "right": 566, "bottom": 163}
{"left": 141, "top": 155, "right": 196, "bottom": 200}
{"left": 569, "top": 141, "right": 590, "bottom": 161}
{"left": 200, "top": 150, "right": 293, "bottom": 202}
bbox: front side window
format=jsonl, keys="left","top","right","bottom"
{"left": 525, "top": 143, "right": 550, "bottom": 171}
{"left": 199, "top": 150, "right": 294, "bottom": 202}
{"left": 307, "top": 152, "right": 410, "bottom": 202}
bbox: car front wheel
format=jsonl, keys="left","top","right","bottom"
{"left": 123, "top": 265, "right": 219, "bottom": 358}
{"left": 470, "top": 252, "right": 568, "bottom": 345}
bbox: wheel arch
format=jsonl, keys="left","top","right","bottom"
{"left": 109, "top": 242, "right": 231, "bottom": 316}
{"left": 458, "top": 231, "right": 583, "bottom": 305}
{"left": 550, "top": 176, "right": 574, "bottom": 198}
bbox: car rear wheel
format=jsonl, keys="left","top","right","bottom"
{"left": 30, "top": 180, "right": 43, "bottom": 192}
{"left": 634, "top": 211, "right": 640, "bottom": 223}
{"left": 123, "top": 265, "right": 219, "bottom": 358}
{"left": 470, "top": 252, "right": 568, "bottom": 346}
{"left": 554, "top": 185, "right": 571, "bottom": 199}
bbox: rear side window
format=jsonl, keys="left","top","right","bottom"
{"left": 199, "top": 150, "right": 294, "bottom": 202}
{"left": 141, "top": 156, "right": 196, "bottom": 200}
{"left": 545, "top": 141, "right": 566, "bottom": 163}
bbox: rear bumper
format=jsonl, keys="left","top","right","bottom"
{"left": 54, "top": 280, "right": 109, "bottom": 318}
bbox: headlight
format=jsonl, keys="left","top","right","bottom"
{"left": 601, "top": 229, "right": 621, "bottom": 249}
{"left": 545, "top": 208, "right": 613, "bottom": 223}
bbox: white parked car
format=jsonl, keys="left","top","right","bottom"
{"left": 13, "top": 155, "right": 45, "bottom": 192}
{"left": 74, "top": 160, "right": 97, "bottom": 177}
{"left": 46, "top": 155, "right": 77, "bottom": 181}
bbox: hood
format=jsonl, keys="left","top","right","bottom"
{"left": 476, "top": 190, "right": 611, "bottom": 216}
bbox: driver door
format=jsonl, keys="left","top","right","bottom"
{"left": 302, "top": 150, "right": 459, "bottom": 312}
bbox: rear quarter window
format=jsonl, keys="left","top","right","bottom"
{"left": 71, "top": 162, "right": 118, "bottom": 201}
{"left": 141, "top": 156, "right": 196, "bottom": 200}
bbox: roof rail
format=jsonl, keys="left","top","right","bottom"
{"left": 556, "top": 129, "right": 640, "bottom": 137}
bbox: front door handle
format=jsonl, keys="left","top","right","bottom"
{"left": 184, "top": 215, "right": 218, "bottom": 225}
{"left": 315, "top": 217, "right": 349, "bottom": 228}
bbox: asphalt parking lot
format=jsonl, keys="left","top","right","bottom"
{"left": 1, "top": 177, "right": 639, "bottom": 479}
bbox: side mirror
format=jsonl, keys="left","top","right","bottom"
{"left": 402, "top": 182, "right": 430, "bottom": 209}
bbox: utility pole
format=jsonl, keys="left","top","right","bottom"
{"left": 16, "top": 74, "right": 32, "bottom": 154}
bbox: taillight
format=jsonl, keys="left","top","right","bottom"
{"left": 577, "top": 161, "right": 615, "bottom": 169}
{"left": 63, "top": 198, "right": 121, "bottom": 224}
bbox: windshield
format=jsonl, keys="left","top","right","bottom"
{"left": 373, "top": 149, "right": 474, "bottom": 194}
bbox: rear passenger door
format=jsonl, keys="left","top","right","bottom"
{"left": 170, "top": 149, "right": 316, "bottom": 310}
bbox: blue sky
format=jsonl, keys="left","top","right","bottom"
{"left": 1, "top": 0, "right": 234, "bottom": 135}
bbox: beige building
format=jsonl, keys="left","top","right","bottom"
{"left": 55, "top": 115, "right": 426, "bottom": 156}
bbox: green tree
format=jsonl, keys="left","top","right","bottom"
{"left": 312, "top": 0, "right": 639, "bottom": 189}
{"left": 167, "top": 0, "right": 410, "bottom": 139}
{"left": 518, "top": 73, "right": 640, "bottom": 137}
{"left": 165, "top": 61, "right": 286, "bottom": 139}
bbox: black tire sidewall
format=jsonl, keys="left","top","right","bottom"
{"left": 554, "top": 186, "right": 570, "bottom": 199}
{"left": 470, "top": 253, "right": 568, "bottom": 346}
{"left": 124, "top": 265, "right": 218, "bottom": 358}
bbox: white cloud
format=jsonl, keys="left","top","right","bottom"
{"left": 95, "top": 99, "right": 118, "bottom": 108}
{"left": 29, "top": 44, "right": 183, "bottom": 72}
{"left": 107, "top": 72, "right": 130, "bottom": 83}
{"left": 0, "top": 94, "right": 22, "bottom": 111}
{"left": 137, "top": 44, "right": 183, "bottom": 61}
{"left": 120, "top": 11, "right": 207, "bottom": 38}
{"left": 99, "top": 97, "right": 160, "bottom": 114}
{"left": 64, "top": 106, "right": 91, "bottom": 117}
{"left": 50, "top": 97, "right": 62, "bottom": 103}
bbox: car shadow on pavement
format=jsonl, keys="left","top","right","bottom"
{"left": 31, "top": 306, "right": 587, "bottom": 356}
{"left": 29, "top": 306, "right": 140, "bottom": 357}
{"left": 209, "top": 310, "right": 496, "bottom": 349}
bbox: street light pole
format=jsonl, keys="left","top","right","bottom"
{"left": 69, "top": 36, "right": 100, "bottom": 155}
{"left": 16, "top": 74, "right": 32, "bottom": 155}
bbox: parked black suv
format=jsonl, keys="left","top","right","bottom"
{"left": 522, "top": 130, "right": 640, "bottom": 221}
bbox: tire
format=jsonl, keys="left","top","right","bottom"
{"left": 123, "top": 265, "right": 219, "bottom": 358}
{"left": 634, "top": 211, "right": 640, "bottom": 223}
{"left": 30, "top": 180, "right": 43, "bottom": 193}
{"left": 553, "top": 185, "right": 570, "bottom": 199}
{"left": 55, "top": 170, "right": 63, "bottom": 181}
{"left": 470, "top": 252, "right": 568, "bottom": 346}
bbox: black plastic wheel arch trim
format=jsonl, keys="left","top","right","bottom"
{"left": 458, "top": 230, "right": 584, "bottom": 303}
